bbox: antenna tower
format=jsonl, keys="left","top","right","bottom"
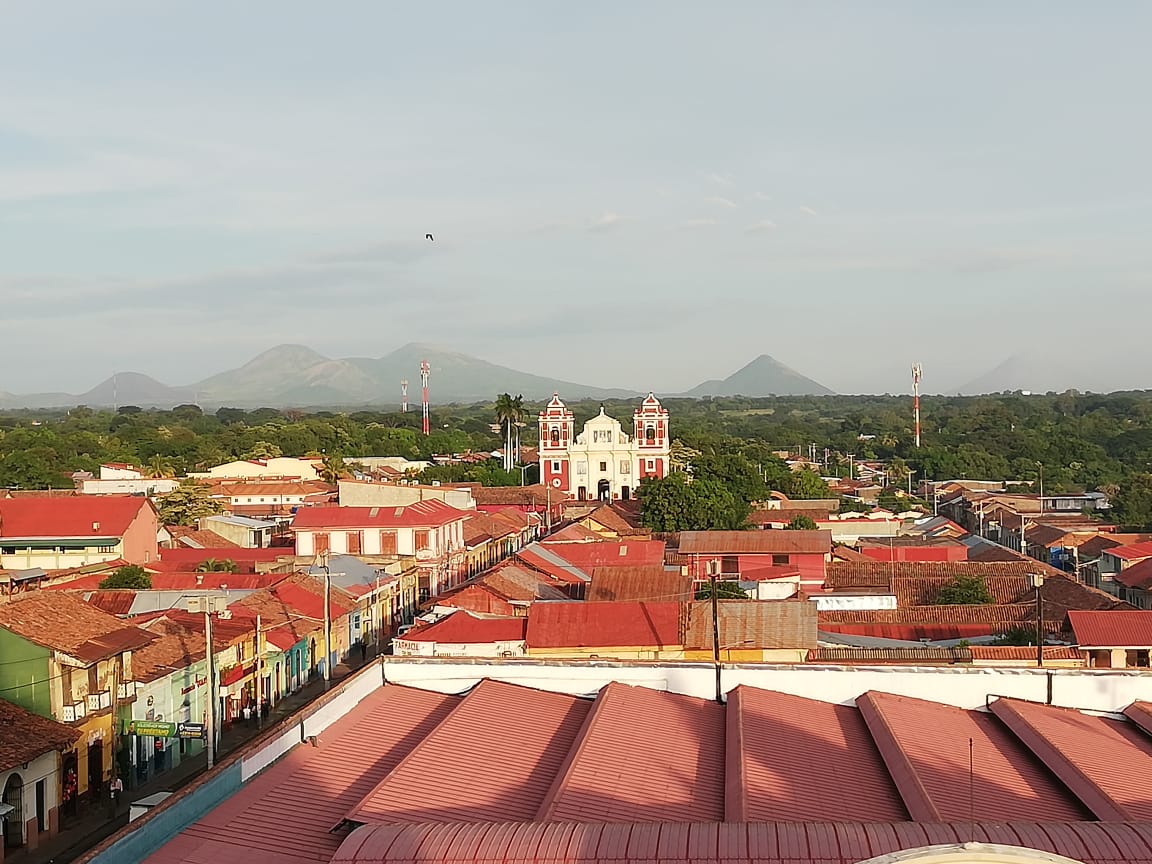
{"left": 400, "top": 380, "right": 408, "bottom": 413}
{"left": 911, "top": 363, "right": 922, "bottom": 448}
{"left": 420, "top": 361, "right": 430, "bottom": 436}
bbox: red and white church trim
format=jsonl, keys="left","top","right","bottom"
{"left": 538, "top": 392, "right": 670, "bottom": 502}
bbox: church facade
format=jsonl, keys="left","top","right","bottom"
{"left": 538, "top": 393, "right": 670, "bottom": 501}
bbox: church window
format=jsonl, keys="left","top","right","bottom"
{"left": 646, "top": 425, "right": 656, "bottom": 444}
{"left": 551, "top": 460, "right": 562, "bottom": 472}
{"left": 550, "top": 427, "right": 559, "bottom": 446}
{"left": 646, "top": 459, "right": 656, "bottom": 471}
{"left": 599, "top": 461, "right": 607, "bottom": 472}
{"left": 620, "top": 460, "right": 630, "bottom": 474}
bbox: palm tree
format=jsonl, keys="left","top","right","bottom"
{"left": 494, "top": 394, "right": 524, "bottom": 473}
{"left": 145, "top": 455, "right": 175, "bottom": 479}
{"left": 196, "top": 558, "right": 239, "bottom": 573}
{"left": 319, "top": 455, "right": 350, "bottom": 484}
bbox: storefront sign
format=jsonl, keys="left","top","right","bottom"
{"left": 125, "top": 719, "right": 176, "bottom": 738}
{"left": 176, "top": 722, "right": 206, "bottom": 740}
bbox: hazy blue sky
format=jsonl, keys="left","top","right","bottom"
{"left": 2, "top": 2, "right": 1150, "bottom": 395}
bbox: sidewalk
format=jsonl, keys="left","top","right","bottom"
{"left": 10, "top": 651, "right": 375, "bottom": 864}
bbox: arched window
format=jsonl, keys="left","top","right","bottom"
{"left": 646, "top": 425, "right": 656, "bottom": 444}
{"left": 550, "top": 427, "right": 560, "bottom": 446}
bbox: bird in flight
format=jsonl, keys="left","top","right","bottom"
{"left": 426, "top": 233, "right": 434, "bottom": 241}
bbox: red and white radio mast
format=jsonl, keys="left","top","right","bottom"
{"left": 420, "top": 361, "right": 430, "bottom": 436}
{"left": 911, "top": 363, "right": 922, "bottom": 448}
{"left": 400, "top": 380, "right": 408, "bottom": 413}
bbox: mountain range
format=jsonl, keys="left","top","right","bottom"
{"left": 0, "top": 343, "right": 837, "bottom": 410}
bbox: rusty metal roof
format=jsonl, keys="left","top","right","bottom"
{"left": 678, "top": 530, "right": 831, "bottom": 555}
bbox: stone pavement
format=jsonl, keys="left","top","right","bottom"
{"left": 9, "top": 653, "right": 372, "bottom": 864}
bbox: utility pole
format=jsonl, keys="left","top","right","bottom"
{"left": 320, "top": 554, "right": 332, "bottom": 689}
{"left": 710, "top": 569, "right": 721, "bottom": 704}
{"left": 205, "top": 604, "right": 215, "bottom": 769}
{"left": 110, "top": 650, "right": 120, "bottom": 792}
{"left": 1033, "top": 574, "right": 1045, "bottom": 668}
{"left": 254, "top": 614, "right": 263, "bottom": 729}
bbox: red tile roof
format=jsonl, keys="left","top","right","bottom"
{"left": 726, "top": 687, "right": 906, "bottom": 822}
{"left": 155, "top": 548, "right": 289, "bottom": 571}
{"left": 0, "top": 495, "right": 151, "bottom": 539}
{"left": 290, "top": 499, "right": 466, "bottom": 530}
{"left": 397, "top": 611, "right": 526, "bottom": 644}
{"left": 143, "top": 684, "right": 457, "bottom": 864}
{"left": 546, "top": 522, "right": 603, "bottom": 542}
{"left": 678, "top": 530, "right": 831, "bottom": 555}
{"left": 539, "top": 539, "right": 666, "bottom": 569}
{"left": 1068, "top": 610, "right": 1152, "bottom": 647}
{"left": 0, "top": 697, "right": 80, "bottom": 773}
{"left": 990, "top": 697, "right": 1152, "bottom": 821}
{"left": 857, "top": 691, "right": 1089, "bottom": 822}
{"left": 333, "top": 821, "right": 1152, "bottom": 864}
{"left": 967, "top": 645, "right": 1084, "bottom": 662}
{"left": 0, "top": 591, "right": 156, "bottom": 661}
{"left": 537, "top": 683, "right": 725, "bottom": 823}
{"left": 581, "top": 505, "right": 644, "bottom": 535}
{"left": 526, "top": 601, "right": 681, "bottom": 649}
{"left": 346, "top": 680, "right": 591, "bottom": 825}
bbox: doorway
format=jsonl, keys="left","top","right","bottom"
{"left": 87, "top": 742, "right": 103, "bottom": 801}
{"left": 621, "top": 486, "right": 630, "bottom": 501}
{"left": 577, "top": 486, "right": 587, "bottom": 501}
{"left": 597, "top": 479, "right": 610, "bottom": 501}
{"left": 3, "top": 773, "right": 22, "bottom": 848}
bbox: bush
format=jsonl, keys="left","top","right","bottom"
{"left": 936, "top": 575, "right": 994, "bottom": 605}
{"left": 98, "top": 565, "right": 152, "bottom": 590}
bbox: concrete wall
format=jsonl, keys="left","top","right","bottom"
{"left": 79, "top": 479, "right": 181, "bottom": 496}
{"left": 0, "top": 750, "right": 59, "bottom": 851}
{"left": 338, "top": 480, "right": 475, "bottom": 510}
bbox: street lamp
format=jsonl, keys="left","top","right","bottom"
{"left": 1037, "top": 462, "right": 1045, "bottom": 513}
{"left": 1032, "top": 573, "right": 1045, "bottom": 668}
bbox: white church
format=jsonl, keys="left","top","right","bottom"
{"left": 537, "top": 392, "right": 671, "bottom": 502}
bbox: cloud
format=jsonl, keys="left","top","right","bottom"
{"left": 753, "top": 191, "right": 772, "bottom": 202}
{"left": 587, "top": 210, "right": 624, "bottom": 232}
{"left": 800, "top": 206, "right": 819, "bottom": 216}
{"left": 315, "top": 239, "right": 443, "bottom": 266}
{"left": 680, "top": 218, "right": 719, "bottom": 229}
{"left": 705, "top": 196, "right": 738, "bottom": 209}
{"left": 745, "top": 220, "right": 777, "bottom": 234}
{"left": 704, "top": 172, "right": 734, "bottom": 187}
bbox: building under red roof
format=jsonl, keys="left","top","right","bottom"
{"left": 1068, "top": 610, "right": 1152, "bottom": 647}
{"left": 0, "top": 494, "right": 153, "bottom": 538}
{"left": 526, "top": 601, "right": 681, "bottom": 649}
{"left": 1106, "top": 540, "right": 1152, "bottom": 561}
{"left": 290, "top": 499, "right": 466, "bottom": 530}
{"left": 138, "top": 677, "right": 1152, "bottom": 864}
{"left": 397, "top": 611, "right": 527, "bottom": 644}
{"left": 155, "top": 547, "right": 290, "bottom": 572}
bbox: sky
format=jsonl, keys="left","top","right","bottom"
{"left": 2, "top": 1, "right": 1151, "bottom": 396}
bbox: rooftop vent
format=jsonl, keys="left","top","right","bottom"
{"left": 369, "top": 507, "right": 379, "bottom": 518}
{"left": 92, "top": 521, "right": 100, "bottom": 532}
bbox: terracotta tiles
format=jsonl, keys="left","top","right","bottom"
{"left": 0, "top": 697, "right": 80, "bottom": 773}
{"left": 726, "top": 687, "right": 906, "bottom": 823}
{"left": 144, "top": 685, "right": 457, "bottom": 864}
{"left": 346, "top": 680, "right": 592, "bottom": 825}
{"left": 0, "top": 590, "right": 156, "bottom": 660}
{"left": 989, "top": 697, "right": 1152, "bottom": 821}
{"left": 857, "top": 691, "right": 1089, "bottom": 822}
{"left": 537, "top": 683, "right": 725, "bottom": 823}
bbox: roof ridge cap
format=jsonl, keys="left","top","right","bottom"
{"left": 723, "top": 686, "right": 746, "bottom": 822}
{"left": 534, "top": 683, "right": 615, "bottom": 821}
{"left": 855, "top": 691, "right": 939, "bottom": 822}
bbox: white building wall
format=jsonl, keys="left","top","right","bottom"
{"left": 80, "top": 479, "right": 181, "bottom": 496}
{"left": 380, "top": 657, "right": 1152, "bottom": 714}
{"left": 0, "top": 751, "right": 60, "bottom": 845}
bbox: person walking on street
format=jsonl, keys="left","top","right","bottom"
{"left": 109, "top": 775, "right": 123, "bottom": 817}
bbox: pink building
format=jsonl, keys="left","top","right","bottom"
{"left": 678, "top": 530, "right": 832, "bottom": 591}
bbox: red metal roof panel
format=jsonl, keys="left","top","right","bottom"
{"left": 537, "top": 683, "right": 725, "bottom": 823}
{"left": 291, "top": 499, "right": 466, "bottom": 529}
{"left": 142, "top": 684, "right": 457, "bottom": 864}
{"left": 538, "top": 539, "right": 666, "bottom": 568}
{"left": 1123, "top": 700, "right": 1152, "bottom": 735}
{"left": 332, "top": 822, "right": 1152, "bottom": 864}
{"left": 0, "top": 495, "right": 150, "bottom": 538}
{"left": 989, "top": 696, "right": 1152, "bottom": 821}
{"left": 346, "top": 679, "right": 591, "bottom": 825}
{"left": 1068, "top": 610, "right": 1152, "bottom": 647}
{"left": 857, "top": 690, "right": 1089, "bottom": 822}
{"left": 526, "top": 601, "right": 681, "bottom": 649}
{"left": 725, "top": 687, "right": 906, "bottom": 823}
{"left": 679, "top": 530, "right": 831, "bottom": 555}
{"left": 398, "top": 610, "right": 527, "bottom": 644}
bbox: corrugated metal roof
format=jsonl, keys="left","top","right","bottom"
{"left": 526, "top": 601, "right": 681, "bottom": 649}
{"left": 333, "top": 821, "right": 1152, "bottom": 864}
{"left": 585, "top": 567, "right": 692, "bottom": 603}
{"left": 989, "top": 697, "right": 1152, "bottom": 821}
{"left": 857, "top": 691, "right": 1090, "bottom": 822}
{"left": 683, "top": 600, "right": 817, "bottom": 651}
{"left": 143, "top": 685, "right": 457, "bottom": 864}
{"left": 726, "top": 687, "right": 907, "bottom": 823}
{"left": 1068, "top": 610, "right": 1152, "bottom": 647}
{"left": 398, "top": 610, "right": 526, "bottom": 644}
{"left": 807, "top": 647, "right": 971, "bottom": 664}
{"left": 679, "top": 530, "right": 831, "bottom": 555}
{"left": 345, "top": 680, "right": 591, "bottom": 825}
{"left": 537, "top": 683, "right": 725, "bottom": 823}
{"left": 1123, "top": 700, "right": 1152, "bottom": 736}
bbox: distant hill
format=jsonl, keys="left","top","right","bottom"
{"left": 0, "top": 343, "right": 640, "bottom": 409}
{"left": 681, "top": 354, "right": 835, "bottom": 397}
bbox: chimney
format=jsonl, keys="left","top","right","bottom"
{"left": 92, "top": 521, "right": 100, "bottom": 532}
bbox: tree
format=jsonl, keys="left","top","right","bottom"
{"left": 98, "top": 565, "right": 152, "bottom": 589}
{"left": 787, "top": 514, "right": 818, "bottom": 530}
{"left": 936, "top": 575, "right": 994, "bottom": 605}
{"left": 493, "top": 393, "right": 525, "bottom": 472}
{"left": 145, "top": 454, "right": 176, "bottom": 479}
{"left": 695, "top": 581, "right": 748, "bottom": 600}
{"left": 693, "top": 454, "right": 771, "bottom": 505}
{"left": 639, "top": 473, "right": 748, "bottom": 531}
{"left": 242, "top": 441, "right": 282, "bottom": 460}
{"left": 157, "top": 481, "right": 225, "bottom": 526}
{"left": 785, "top": 469, "right": 832, "bottom": 500}
{"left": 319, "top": 454, "right": 351, "bottom": 484}
{"left": 993, "top": 624, "right": 1039, "bottom": 646}
{"left": 1114, "top": 473, "right": 1152, "bottom": 529}
{"left": 195, "top": 558, "right": 239, "bottom": 573}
